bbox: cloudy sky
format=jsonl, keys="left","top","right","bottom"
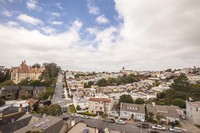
{"left": 0, "top": 0, "right": 199, "bottom": 71}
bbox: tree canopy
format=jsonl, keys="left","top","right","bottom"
{"left": 119, "top": 94, "right": 133, "bottom": 104}
{"left": 135, "top": 98, "right": 145, "bottom": 104}
{"left": 154, "top": 74, "right": 200, "bottom": 108}
{"left": 0, "top": 98, "right": 5, "bottom": 107}
{"left": 38, "top": 104, "right": 62, "bottom": 116}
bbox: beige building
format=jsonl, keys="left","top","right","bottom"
{"left": 88, "top": 98, "right": 113, "bottom": 115}
{"left": 11, "top": 61, "right": 45, "bottom": 84}
{"left": 186, "top": 101, "right": 200, "bottom": 125}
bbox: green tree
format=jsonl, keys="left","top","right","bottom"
{"left": 41, "top": 63, "right": 61, "bottom": 79}
{"left": 38, "top": 88, "right": 54, "bottom": 100}
{"left": 32, "top": 63, "right": 41, "bottom": 68}
{"left": 165, "top": 69, "right": 172, "bottom": 72}
{"left": 0, "top": 80, "right": 15, "bottom": 87}
{"left": 76, "top": 105, "right": 81, "bottom": 111}
{"left": 119, "top": 94, "right": 133, "bottom": 104}
{"left": 0, "top": 98, "right": 5, "bottom": 107}
{"left": 172, "top": 98, "right": 186, "bottom": 108}
{"left": 39, "top": 104, "right": 62, "bottom": 116}
{"left": 97, "top": 78, "right": 108, "bottom": 87}
{"left": 135, "top": 98, "right": 145, "bottom": 104}
{"left": 18, "top": 79, "right": 30, "bottom": 86}
{"left": 171, "top": 74, "right": 191, "bottom": 92}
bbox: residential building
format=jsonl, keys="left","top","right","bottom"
{"left": 88, "top": 98, "right": 113, "bottom": 115}
{"left": 186, "top": 101, "right": 200, "bottom": 125}
{"left": 0, "top": 113, "right": 64, "bottom": 133}
{"left": 0, "top": 86, "right": 46, "bottom": 100}
{"left": 146, "top": 104, "right": 181, "bottom": 123}
{"left": 10, "top": 61, "right": 45, "bottom": 84}
{"left": 0, "top": 86, "right": 19, "bottom": 99}
{"left": 120, "top": 102, "right": 145, "bottom": 121}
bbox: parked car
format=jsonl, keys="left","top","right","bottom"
{"left": 180, "top": 115, "right": 186, "bottom": 120}
{"left": 116, "top": 119, "right": 125, "bottom": 125}
{"left": 136, "top": 123, "right": 149, "bottom": 128}
{"left": 169, "top": 127, "right": 182, "bottom": 132}
{"left": 82, "top": 115, "right": 90, "bottom": 119}
{"left": 82, "top": 128, "right": 89, "bottom": 133}
{"left": 151, "top": 124, "right": 166, "bottom": 131}
{"left": 62, "top": 116, "right": 69, "bottom": 120}
{"left": 148, "top": 130, "right": 160, "bottom": 133}
{"left": 108, "top": 118, "right": 115, "bottom": 123}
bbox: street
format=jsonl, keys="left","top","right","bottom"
{"left": 52, "top": 73, "right": 72, "bottom": 110}
{"left": 62, "top": 114, "right": 172, "bottom": 133}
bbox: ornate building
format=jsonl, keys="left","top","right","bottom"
{"left": 11, "top": 61, "right": 45, "bottom": 84}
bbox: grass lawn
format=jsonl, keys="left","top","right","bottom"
{"left": 78, "top": 111, "right": 97, "bottom": 117}
{"left": 68, "top": 104, "right": 77, "bottom": 114}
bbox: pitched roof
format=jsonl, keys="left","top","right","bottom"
{"left": 20, "top": 86, "right": 33, "bottom": 90}
{"left": 146, "top": 104, "right": 180, "bottom": 118}
{"left": 120, "top": 102, "right": 145, "bottom": 114}
{"left": 2, "top": 86, "right": 19, "bottom": 91}
{"left": 89, "top": 98, "right": 111, "bottom": 103}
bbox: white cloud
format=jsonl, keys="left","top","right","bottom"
{"left": 26, "top": 0, "right": 42, "bottom": 11}
{"left": 51, "top": 12, "right": 60, "bottom": 17}
{"left": 52, "top": 21, "right": 63, "bottom": 25}
{"left": 6, "top": 21, "right": 19, "bottom": 27}
{"left": 17, "top": 14, "right": 43, "bottom": 25}
{"left": 0, "top": 0, "right": 200, "bottom": 71}
{"left": 55, "top": 3, "right": 63, "bottom": 10}
{"left": 41, "top": 26, "right": 55, "bottom": 34}
{"left": 87, "top": 0, "right": 100, "bottom": 15}
{"left": 2, "top": 10, "right": 12, "bottom": 17}
{"left": 96, "top": 15, "right": 109, "bottom": 24}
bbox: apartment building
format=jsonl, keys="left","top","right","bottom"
{"left": 88, "top": 98, "right": 113, "bottom": 115}
{"left": 10, "top": 61, "right": 45, "bottom": 84}
{"left": 186, "top": 100, "right": 200, "bottom": 125}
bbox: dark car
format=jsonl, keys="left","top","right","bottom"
{"left": 82, "top": 128, "right": 89, "bottom": 133}
{"left": 137, "top": 123, "right": 149, "bottom": 128}
{"left": 108, "top": 118, "right": 115, "bottom": 123}
{"left": 62, "top": 116, "right": 69, "bottom": 120}
{"left": 148, "top": 130, "right": 160, "bottom": 133}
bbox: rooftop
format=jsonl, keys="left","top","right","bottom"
{"left": 89, "top": 98, "right": 111, "bottom": 103}
{"left": 120, "top": 102, "right": 145, "bottom": 114}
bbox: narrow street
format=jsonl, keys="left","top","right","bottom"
{"left": 52, "top": 73, "right": 72, "bottom": 110}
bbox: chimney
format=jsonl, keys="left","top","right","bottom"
{"left": 152, "top": 102, "right": 155, "bottom": 107}
{"left": 18, "top": 104, "right": 23, "bottom": 112}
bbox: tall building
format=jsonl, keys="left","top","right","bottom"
{"left": 10, "top": 61, "right": 45, "bottom": 84}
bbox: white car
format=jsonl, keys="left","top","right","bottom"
{"left": 169, "top": 127, "right": 182, "bottom": 132}
{"left": 151, "top": 124, "right": 166, "bottom": 131}
{"left": 115, "top": 119, "right": 125, "bottom": 125}
{"left": 82, "top": 115, "right": 90, "bottom": 119}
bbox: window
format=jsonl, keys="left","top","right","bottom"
{"left": 196, "top": 108, "right": 198, "bottom": 111}
{"left": 100, "top": 107, "right": 102, "bottom": 110}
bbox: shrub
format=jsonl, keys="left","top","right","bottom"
{"left": 78, "top": 111, "right": 97, "bottom": 117}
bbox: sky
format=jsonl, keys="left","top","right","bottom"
{"left": 0, "top": 0, "right": 200, "bottom": 72}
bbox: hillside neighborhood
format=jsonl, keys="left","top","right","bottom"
{"left": 0, "top": 61, "right": 200, "bottom": 133}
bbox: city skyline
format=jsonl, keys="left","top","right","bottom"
{"left": 0, "top": 0, "right": 200, "bottom": 71}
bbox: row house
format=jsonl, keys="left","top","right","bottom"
{"left": 120, "top": 102, "right": 145, "bottom": 121}
{"left": 88, "top": 98, "right": 113, "bottom": 115}
{"left": 119, "top": 102, "right": 181, "bottom": 123}
{"left": 146, "top": 104, "right": 181, "bottom": 123}
{"left": 0, "top": 86, "right": 46, "bottom": 100}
